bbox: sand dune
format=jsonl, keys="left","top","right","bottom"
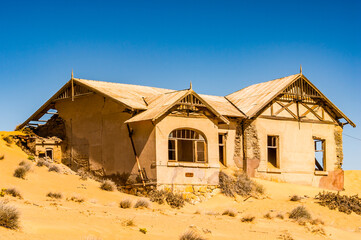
{"left": 0, "top": 133, "right": 360, "bottom": 240}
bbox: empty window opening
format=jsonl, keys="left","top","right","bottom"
{"left": 267, "top": 136, "right": 279, "bottom": 168}
{"left": 314, "top": 138, "right": 325, "bottom": 171}
{"left": 46, "top": 148, "right": 53, "bottom": 161}
{"left": 219, "top": 134, "right": 226, "bottom": 165}
{"left": 168, "top": 129, "right": 207, "bottom": 163}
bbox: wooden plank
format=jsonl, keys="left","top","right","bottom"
{"left": 275, "top": 101, "right": 298, "bottom": 119}
{"left": 300, "top": 102, "right": 323, "bottom": 121}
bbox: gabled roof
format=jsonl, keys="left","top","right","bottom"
{"left": 125, "top": 90, "right": 236, "bottom": 124}
{"left": 226, "top": 74, "right": 299, "bottom": 117}
{"left": 226, "top": 73, "right": 355, "bottom": 127}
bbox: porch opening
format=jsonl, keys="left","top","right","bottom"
{"left": 168, "top": 129, "right": 207, "bottom": 163}
{"left": 314, "top": 138, "right": 325, "bottom": 171}
{"left": 267, "top": 135, "right": 279, "bottom": 168}
{"left": 46, "top": 148, "right": 53, "bottom": 161}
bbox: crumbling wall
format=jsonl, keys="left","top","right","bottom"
{"left": 33, "top": 115, "right": 66, "bottom": 140}
{"left": 233, "top": 120, "right": 243, "bottom": 168}
{"left": 244, "top": 120, "right": 260, "bottom": 161}
{"left": 334, "top": 126, "right": 343, "bottom": 169}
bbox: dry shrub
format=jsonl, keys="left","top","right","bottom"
{"left": 290, "top": 195, "right": 301, "bottom": 201}
{"left": 264, "top": 212, "right": 272, "bottom": 219}
{"left": 13, "top": 166, "right": 28, "bottom": 179}
{"left": 0, "top": 189, "right": 5, "bottom": 197}
{"left": 48, "top": 165, "right": 61, "bottom": 173}
{"left": 139, "top": 228, "right": 147, "bottom": 234}
{"left": 219, "top": 171, "right": 264, "bottom": 197}
{"left": 149, "top": 190, "right": 185, "bottom": 208}
{"left": 276, "top": 213, "right": 284, "bottom": 219}
{"left": 100, "top": 180, "right": 116, "bottom": 191}
{"left": 0, "top": 155, "right": 4, "bottom": 160}
{"left": 119, "top": 199, "right": 132, "bottom": 208}
{"left": 2, "top": 136, "right": 13, "bottom": 144}
{"left": 67, "top": 195, "right": 84, "bottom": 203}
{"left": 315, "top": 191, "right": 361, "bottom": 215}
{"left": 36, "top": 159, "right": 50, "bottom": 167}
{"left": 180, "top": 230, "right": 206, "bottom": 240}
{"left": 125, "top": 218, "right": 135, "bottom": 226}
{"left": 289, "top": 206, "right": 311, "bottom": 220}
{"left": 0, "top": 202, "right": 20, "bottom": 229}
{"left": 279, "top": 233, "right": 294, "bottom": 240}
{"left": 4, "top": 188, "right": 22, "bottom": 199}
{"left": 19, "top": 160, "right": 32, "bottom": 171}
{"left": 27, "top": 155, "right": 35, "bottom": 161}
{"left": 310, "top": 218, "right": 324, "bottom": 225}
{"left": 47, "top": 192, "right": 62, "bottom": 199}
{"left": 241, "top": 215, "right": 255, "bottom": 222}
{"left": 222, "top": 209, "right": 237, "bottom": 217}
{"left": 134, "top": 198, "right": 150, "bottom": 208}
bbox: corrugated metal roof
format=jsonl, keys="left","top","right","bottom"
{"left": 226, "top": 74, "right": 300, "bottom": 117}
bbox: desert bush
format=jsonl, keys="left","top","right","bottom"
{"left": 100, "top": 180, "right": 116, "bottom": 191}
{"left": 149, "top": 190, "right": 166, "bottom": 204}
{"left": 290, "top": 195, "right": 301, "bottom": 201}
{"left": 67, "top": 195, "right": 84, "bottom": 203}
{"left": 289, "top": 206, "right": 311, "bottom": 220}
{"left": 0, "top": 202, "right": 20, "bottom": 229}
{"left": 36, "top": 159, "right": 49, "bottom": 167}
{"left": 4, "top": 188, "right": 22, "bottom": 199}
{"left": 2, "top": 136, "right": 13, "bottom": 144}
{"left": 27, "top": 155, "right": 35, "bottom": 161}
{"left": 119, "top": 199, "right": 132, "bottom": 208}
{"left": 134, "top": 198, "right": 150, "bottom": 208}
{"left": 315, "top": 191, "right": 361, "bottom": 215}
{"left": 264, "top": 212, "right": 272, "bottom": 219}
{"left": 13, "top": 166, "right": 28, "bottom": 179}
{"left": 222, "top": 209, "right": 237, "bottom": 217}
{"left": 139, "top": 228, "right": 147, "bottom": 234}
{"left": 0, "top": 189, "right": 5, "bottom": 197}
{"left": 125, "top": 218, "right": 135, "bottom": 226}
{"left": 179, "top": 230, "right": 206, "bottom": 240}
{"left": 47, "top": 192, "right": 62, "bottom": 199}
{"left": 310, "top": 218, "right": 324, "bottom": 225}
{"left": 48, "top": 165, "right": 61, "bottom": 173}
{"left": 0, "top": 155, "right": 4, "bottom": 160}
{"left": 166, "top": 192, "right": 184, "bottom": 208}
{"left": 219, "top": 171, "right": 264, "bottom": 197}
{"left": 19, "top": 160, "right": 32, "bottom": 171}
{"left": 241, "top": 215, "right": 255, "bottom": 222}
{"left": 276, "top": 213, "right": 284, "bottom": 219}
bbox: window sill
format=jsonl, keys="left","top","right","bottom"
{"left": 266, "top": 168, "right": 282, "bottom": 174}
{"left": 314, "top": 170, "right": 328, "bottom": 176}
{"left": 167, "top": 162, "right": 210, "bottom": 168}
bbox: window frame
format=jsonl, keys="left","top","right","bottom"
{"left": 267, "top": 135, "right": 280, "bottom": 169}
{"left": 168, "top": 129, "right": 207, "bottom": 163}
{"left": 313, "top": 137, "right": 326, "bottom": 171}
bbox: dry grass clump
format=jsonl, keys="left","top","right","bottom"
{"left": 19, "top": 160, "right": 32, "bottom": 171}
{"left": 264, "top": 212, "right": 272, "bottom": 219}
{"left": 48, "top": 165, "right": 61, "bottom": 173}
{"left": 276, "top": 213, "right": 284, "bottom": 219}
{"left": 219, "top": 171, "right": 264, "bottom": 197}
{"left": 279, "top": 233, "right": 294, "bottom": 240}
{"left": 149, "top": 190, "right": 185, "bottom": 208}
{"left": 4, "top": 188, "right": 22, "bottom": 199}
{"left": 67, "top": 195, "right": 85, "bottom": 203}
{"left": 134, "top": 198, "right": 150, "bottom": 208}
{"left": 0, "top": 155, "right": 4, "bottom": 160}
{"left": 315, "top": 191, "right": 361, "bottom": 215}
{"left": 0, "top": 202, "right": 20, "bottom": 229}
{"left": 2, "top": 136, "right": 13, "bottom": 144}
{"left": 47, "top": 192, "right": 62, "bottom": 199}
{"left": 124, "top": 218, "right": 135, "bottom": 226}
{"left": 139, "top": 227, "right": 147, "bottom": 234}
{"left": 13, "top": 166, "right": 28, "bottom": 179}
{"left": 289, "top": 206, "right": 311, "bottom": 220}
{"left": 27, "top": 155, "right": 35, "bottom": 161}
{"left": 290, "top": 195, "right": 302, "bottom": 201}
{"left": 36, "top": 158, "right": 50, "bottom": 167}
{"left": 310, "top": 218, "right": 324, "bottom": 225}
{"left": 100, "top": 180, "right": 116, "bottom": 191}
{"left": 241, "top": 215, "right": 255, "bottom": 222}
{"left": 179, "top": 230, "right": 206, "bottom": 240}
{"left": 222, "top": 209, "right": 237, "bottom": 217}
{"left": 119, "top": 199, "right": 132, "bottom": 208}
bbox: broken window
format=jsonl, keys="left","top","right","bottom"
{"left": 314, "top": 138, "right": 325, "bottom": 171}
{"left": 168, "top": 129, "right": 207, "bottom": 163}
{"left": 219, "top": 134, "right": 226, "bottom": 165}
{"left": 267, "top": 136, "right": 279, "bottom": 168}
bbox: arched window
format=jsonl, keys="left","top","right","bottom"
{"left": 168, "top": 129, "right": 207, "bottom": 163}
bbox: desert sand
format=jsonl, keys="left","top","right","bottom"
{"left": 0, "top": 132, "right": 360, "bottom": 240}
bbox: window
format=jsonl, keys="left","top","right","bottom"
{"left": 168, "top": 129, "right": 207, "bottom": 163}
{"left": 219, "top": 134, "right": 226, "bottom": 165}
{"left": 267, "top": 136, "right": 279, "bottom": 168}
{"left": 46, "top": 148, "right": 53, "bottom": 161}
{"left": 314, "top": 138, "right": 325, "bottom": 171}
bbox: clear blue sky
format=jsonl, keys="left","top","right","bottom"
{"left": 0, "top": 0, "right": 360, "bottom": 169}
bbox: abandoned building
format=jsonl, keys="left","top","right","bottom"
{"left": 16, "top": 70, "right": 355, "bottom": 191}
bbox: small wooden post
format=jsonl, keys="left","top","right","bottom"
{"left": 71, "top": 69, "right": 74, "bottom": 102}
